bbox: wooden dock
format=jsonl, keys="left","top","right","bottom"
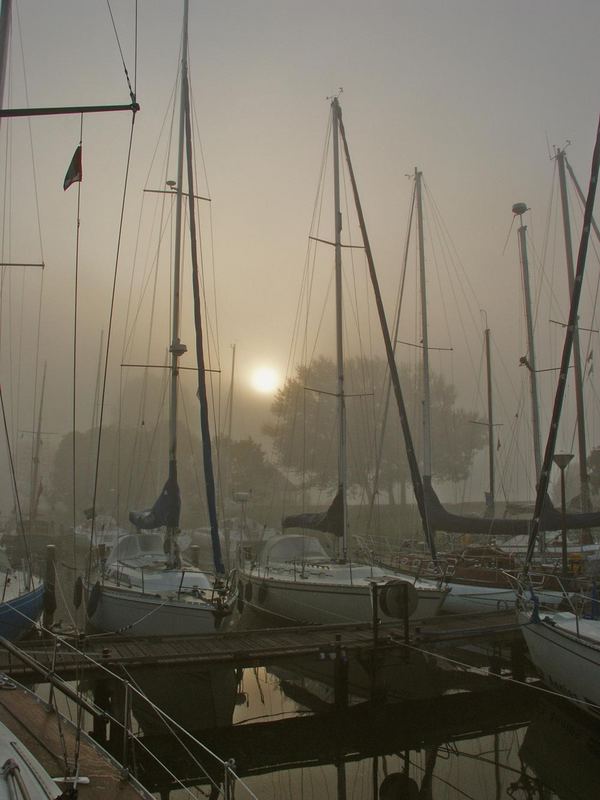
{"left": 0, "top": 681, "right": 152, "bottom": 798}
{"left": 0, "top": 610, "right": 523, "bottom": 681}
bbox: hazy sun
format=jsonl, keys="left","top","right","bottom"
{"left": 251, "top": 366, "right": 279, "bottom": 394}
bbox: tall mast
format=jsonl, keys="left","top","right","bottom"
{"left": 556, "top": 147, "right": 591, "bottom": 511}
{"left": 513, "top": 203, "right": 542, "bottom": 483}
{"left": 182, "top": 2, "right": 224, "bottom": 574}
{"left": 167, "top": 0, "right": 189, "bottom": 518}
{"left": 526, "top": 115, "right": 600, "bottom": 565}
{"left": 484, "top": 326, "right": 495, "bottom": 514}
{"left": 415, "top": 169, "right": 432, "bottom": 478}
{"left": 331, "top": 97, "right": 348, "bottom": 561}
{"left": 337, "top": 105, "right": 437, "bottom": 560}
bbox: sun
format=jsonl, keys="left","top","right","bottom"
{"left": 251, "top": 366, "right": 279, "bottom": 394}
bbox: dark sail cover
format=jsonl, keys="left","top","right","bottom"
{"left": 129, "top": 473, "right": 181, "bottom": 530}
{"left": 282, "top": 487, "right": 344, "bottom": 538}
{"left": 423, "top": 476, "right": 600, "bottom": 536}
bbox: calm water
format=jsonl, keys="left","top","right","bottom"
{"left": 86, "top": 649, "right": 599, "bottom": 800}
{"left": 42, "top": 562, "right": 600, "bottom": 799}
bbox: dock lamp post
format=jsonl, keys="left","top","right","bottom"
{"left": 553, "top": 453, "right": 574, "bottom": 577}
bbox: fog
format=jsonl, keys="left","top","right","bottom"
{"left": 2, "top": 0, "right": 600, "bottom": 522}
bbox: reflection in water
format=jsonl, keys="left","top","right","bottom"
{"left": 517, "top": 700, "right": 600, "bottom": 800}
{"left": 88, "top": 644, "right": 600, "bottom": 800}
{"left": 70, "top": 599, "right": 600, "bottom": 800}
{"left": 115, "top": 666, "right": 240, "bottom": 737}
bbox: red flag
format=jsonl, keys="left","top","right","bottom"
{"left": 63, "top": 145, "right": 82, "bottom": 191}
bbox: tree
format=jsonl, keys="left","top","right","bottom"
{"left": 264, "top": 356, "right": 486, "bottom": 505}
{"left": 588, "top": 448, "right": 600, "bottom": 493}
{"left": 49, "top": 421, "right": 209, "bottom": 528}
{"left": 215, "top": 435, "right": 290, "bottom": 505}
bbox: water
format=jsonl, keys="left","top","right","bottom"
{"left": 39, "top": 560, "right": 600, "bottom": 799}
{"left": 85, "top": 652, "right": 598, "bottom": 800}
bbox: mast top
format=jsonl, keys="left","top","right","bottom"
{"left": 512, "top": 202, "right": 528, "bottom": 217}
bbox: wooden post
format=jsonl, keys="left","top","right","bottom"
{"left": 510, "top": 638, "right": 526, "bottom": 683}
{"left": 92, "top": 679, "right": 110, "bottom": 744}
{"left": 43, "top": 545, "right": 56, "bottom": 629}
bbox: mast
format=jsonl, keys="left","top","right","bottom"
{"left": 366, "top": 184, "right": 415, "bottom": 527}
{"left": 526, "top": 115, "right": 600, "bottom": 565}
{"left": 513, "top": 203, "right": 543, "bottom": 483}
{"left": 556, "top": 147, "right": 591, "bottom": 511}
{"left": 336, "top": 104, "right": 437, "bottom": 560}
{"left": 484, "top": 326, "right": 495, "bottom": 514}
{"left": 415, "top": 169, "right": 432, "bottom": 478}
{"left": 166, "top": 0, "right": 189, "bottom": 538}
{"left": 331, "top": 97, "right": 348, "bottom": 561}
{"left": 564, "top": 156, "right": 600, "bottom": 245}
{"left": 182, "top": 1, "right": 224, "bottom": 574}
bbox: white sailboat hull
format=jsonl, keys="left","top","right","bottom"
{"left": 239, "top": 570, "right": 446, "bottom": 625}
{"left": 443, "top": 582, "right": 567, "bottom": 615}
{"left": 519, "top": 610, "right": 600, "bottom": 716}
{"left": 86, "top": 582, "right": 235, "bottom": 637}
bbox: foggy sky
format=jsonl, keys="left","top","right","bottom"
{"left": 2, "top": 0, "right": 600, "bottom": 512}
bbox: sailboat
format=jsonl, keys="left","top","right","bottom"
{"left": 85, "top": 0, "right": 237, "bottom": 637}
{"left": 238, "top": 97, "right": 448, "bottom": 625}
{"left": 517, "top": 115, "right": 600, "bottom": 718}
{"left": 372, "top": 170, "right": 600, "bottom": 614}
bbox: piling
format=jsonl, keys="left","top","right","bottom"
{"left": 92, "top": 680, "right": 110, "bottom": 744}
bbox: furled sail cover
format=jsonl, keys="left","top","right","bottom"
{"left": 282, "top": 487, "right": 344, "bottom": 537}
{"left": 423, "top": 476, "right": 600, "bottom": 535}
{"left": 129, "top": 473, "right": 181, "bottom": 530}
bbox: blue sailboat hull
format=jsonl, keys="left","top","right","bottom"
{"left": 0, "top": 583, "right": 44, "bottom": 641}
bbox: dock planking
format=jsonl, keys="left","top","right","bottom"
{"left": 0, "top": 683, "right": 152, "bottom": 798}
{"left": 0, "top": 611, "right": 522, "bottom": 681}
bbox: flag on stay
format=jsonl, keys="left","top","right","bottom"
{"left": 63, "top": 145, "right": 82, "bottom": 191}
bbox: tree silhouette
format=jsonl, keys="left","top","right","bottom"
{"left": 264, "top": 356, "right": 486, "bottom": 505}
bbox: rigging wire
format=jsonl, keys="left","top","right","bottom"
{"left": 71, "top": 113, "right": 84, "bottom": 574}
{"left": 116, "top": 42, "right": 179, "bottom": 525}
{"left": 105, "top": 0, "right": 136, "bottom": 103}
{"left": 0, "top": 384, "right": 32, "bottom": 583}
{"left": 86, "top": 110, "right": 138, "bottom": 581}
{"left": 366, "top": 180, "right": 416, "bottom": 533}
{"left": 268, "top": 110, "right": 333, "bottom": 519}
{"left": 14, "top": 4, "right": 47, "bottom": 522}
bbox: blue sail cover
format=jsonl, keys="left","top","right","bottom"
{"left": 129, "top": 473, "right": 181, "bottom": 530}
{"left": 282, "top": 487, "right": 344, "bottom": 538}
{"left": 423, "top": 476, "right": 600, "bottom": 536}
